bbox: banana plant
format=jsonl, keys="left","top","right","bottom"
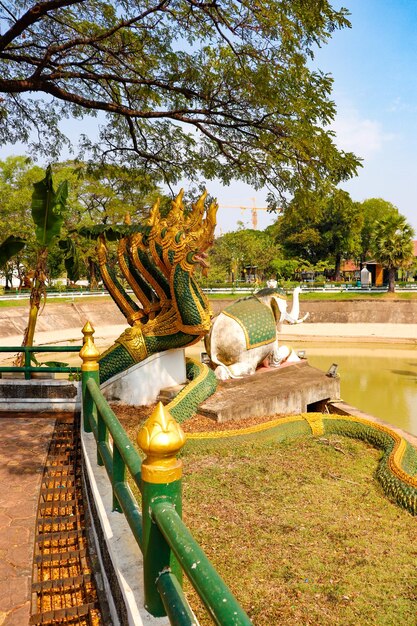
{"left": 17, "top": 166, "right": 69, "bottom": 360}
{"left": 0, "top": 166, "right": 80, "bottom": 366}
{"left": 0, "top": 164, "right": 90, "bottom": 377}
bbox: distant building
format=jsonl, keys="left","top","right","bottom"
{"left": 340, "top": 240, "right": 417, "bottom": 286}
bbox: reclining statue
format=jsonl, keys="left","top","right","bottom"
{"left": 204, "top": 286, "right": 309, "bottom": 379}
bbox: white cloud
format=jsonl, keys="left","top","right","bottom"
{"left": 330, "top": 109, "right": 395, "bottom": 160}
{"left": 387, "top": 97, "right": 417, "bottom": 114}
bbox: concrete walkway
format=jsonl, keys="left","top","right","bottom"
{"left": 281, "top": 322, "right": 417, "bottom": 344}
{"left": 2, "top": 322, "right": 417, "bottom": 351}
{"left": 0, "top": 415, "right": 55, "bottom": 626}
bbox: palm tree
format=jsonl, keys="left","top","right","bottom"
{"left": 372, "top": 213, "right": 415, "bottom": 293}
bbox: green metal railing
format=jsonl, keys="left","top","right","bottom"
{"left": 80, "top": 322, "right": 252, "bottom": 626}
{"left": 0, "top": 346, "right": 82, "bottom": 379}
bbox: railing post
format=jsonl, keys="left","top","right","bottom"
{"left": 80, "top": 321, "right": 100, "bottom": 433}
{"left": 137, "top": 402, "right": 185, "bottom": 617}
{"left": 24, "top": 348, "right": 31, "bottom": 380}
{"left": 112, "top": 446, "right": 125, "bottom": 512}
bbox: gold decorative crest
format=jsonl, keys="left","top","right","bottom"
{"left": 115, "top": 326, "right": 148, "bottom": 363}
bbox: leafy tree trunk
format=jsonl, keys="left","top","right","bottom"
{"left": 388, "top": 267, "right": 396, "bottom": 293}
{"left": 334, "top": 253, "right": 342, "bottom": 282}
{"left": 88, "top": 257, "right": 98, "bottom": 290}
{"left": 16, "top": 248, "right": 48, "bottom": 366}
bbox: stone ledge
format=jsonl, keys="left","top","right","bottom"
{"left": 0, "top": 380, "right": 81, "bottom": 412}
{"left": 0, "top": 379, "right": 79, "bottom": 398}
{"left": 199, "top": 361, "right": 340, "bottom": 422}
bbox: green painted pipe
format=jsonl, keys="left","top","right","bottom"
{"left": 113, "top": 481, "right": 143, "bottom": 550}
{"left": 0, "top": 346, "right": 82, "bottom": 352}
{"left": 141, "top": 484, "right": 183, "bottom": 617}
{"left": 152, "top": 500, "right": 252, "bottom": 626}
{"left": 86, "top": 379, "right": 142, "bottom": 487}
{"left": 82, "top": 368, "right": 99, "bottom": 433}
{"left": 157, "top": 570, "right": 197, "bottom": 626}
{"left": 0, "top": 366, "right": 80, "bottom": 372}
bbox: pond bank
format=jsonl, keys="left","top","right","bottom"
{"left": 0, "top": 298, "right": 416, "bottom": 348}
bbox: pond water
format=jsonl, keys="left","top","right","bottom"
{"left": 290, "top": 342, "right": 417, "bottom": 436}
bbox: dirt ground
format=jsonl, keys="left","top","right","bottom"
{"left": 111, "top": 400, "right": 287, "bottom": 435}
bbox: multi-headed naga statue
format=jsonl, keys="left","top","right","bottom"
{"left": 92, "top": 190, "right": 218, "bottom": 388}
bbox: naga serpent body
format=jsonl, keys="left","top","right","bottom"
{"left": 187, "top": 413, "right": 417, "bottom": 516}
{"left": 88, "top": 189, "right": 219, "bottom": 421}
{"left": 90, "top": 190, "right": 417, "bottom": 516}
{"left": 90, "top": 190, "right": 218, "bottom": 382}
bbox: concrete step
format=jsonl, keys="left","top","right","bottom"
{"left": 0, "top": 380, "right": 80, "bottom": 413}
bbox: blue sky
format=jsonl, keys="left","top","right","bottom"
{"left": 216, "top": 0, "right": 417, "bottom": 233}
{"left": 2, "top": 1, "right": 416, "bottom": 235}
{"left": 310, "top": 0, "right": 417, "bottom": 234}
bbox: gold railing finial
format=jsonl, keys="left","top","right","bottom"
{"left": 137, "top": 402, "right": 185, "bottom": 484}
{"left": 80, "top": 321, "right": 100, "bottom": 372}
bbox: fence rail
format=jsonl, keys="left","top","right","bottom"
{"left": 0, "top": 345, "right": 82, "bottom": 379}
{"left": 2, "top": 284, "right": 417, "bottom": 301}
{"left": 80, "top": 322, "right": 252, "bottom": 625}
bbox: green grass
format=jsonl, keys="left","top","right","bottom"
{"left": 117, "top": 407, "right": 417, "bottom": 626}
{"left": 0, "top": 295, "right": 113, "bottom": 307}
{"left": 1, "top": 290, "right": 416, "bottom": 308}
{"left": 300, "top": 291, "right": 417, "bottom": 301}
{"left": 179, "top": 436, "right": 417, "bottom": 625}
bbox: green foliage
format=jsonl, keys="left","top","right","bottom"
{"left": 208, "top": 229, "right": 281, "bottom": 282}
{"left": 0, "top": 157, "right": 166, "bottom": 284}
{"left": 31, "top": 165, "right": 68, "bottom": 247}
{"left": 54, "top": 161, "right": 165, "bottom": 227}
{"left": 359, "top": 198, "right": 399, "bottom": 263}
{"left": 58, "top": 238, "right": 82, "bottom": 283}
{"left": 270, "top": 258, "right": 300, "bottom": 281}
{"left": 275, "top": 189, "right": 363, "bottom": 277}
{"left": 372, "top": 213, "right": 415, "bottom": 268}
{"left": 0, "top": 156, "right": 44, "bottom": 252}
{"left": 371, "top": 213, "right": 415, "bottom": 292}
{"left": 0, "top": 235, "right": 26, "bottom": 268}
{"left": 0, "top": 1, "right": 360, "bottom": 198}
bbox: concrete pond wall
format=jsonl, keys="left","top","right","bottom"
{"left": 211, "top": 298, "right": 417, "bottom": 324}
{"left": 0, "top": 297, "right": 416, "bottom": 343}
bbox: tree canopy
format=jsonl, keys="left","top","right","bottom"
{"left": 273, "top": 188, "right": 362, "bottom": 279}
{"left": 358, "top": 198, "right": 399, "bottom": 265}
{"left": 0, "top": 0, "right": 360, "bottom": 198}
{"left": 0, "top": 156, "right": 168, "bottom": 285}
{"left": 208, "top": 227, "right": 280, "bottom": 283}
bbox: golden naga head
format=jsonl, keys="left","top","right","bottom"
{"left": 146, "top": 189, "right": 218, "bottom": 274}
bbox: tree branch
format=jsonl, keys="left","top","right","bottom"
{"left": 0, "top": 0, "right": 84, "bottom": 50}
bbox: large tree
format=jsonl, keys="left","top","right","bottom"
{"left": 0, "top": 156, "right": 167, "bottom": 286}
{"left": 274, "top": 188, "right": 362, "bottom": 279}
{"left": 208, "top": 228, "right": 280, "bottom": 283}
{"left": 0, "top": 156, "right": 44, "bottom": 286}
{"left": 54, "top": 161, "right": 168, "bottom": 226}
{"left": 0, "top": 0, "right": 359, "bottom": 198}
{"left": 371, "top": 213, "right": 415, "bottom": 293}
{"left": 320, "top": 190, "right": 362, "bottom": 280}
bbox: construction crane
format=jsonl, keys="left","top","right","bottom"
{"left": 219, "top": 198, "right": 269, "bottom": 229}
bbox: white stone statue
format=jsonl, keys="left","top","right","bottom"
{"left": 204, "top": 286, "right": 309, "bottom": 380}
